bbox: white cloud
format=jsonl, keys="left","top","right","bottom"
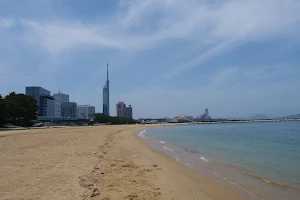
{"left": 3, "top": 0, "right": 300, "bottom": 74}
{"left": 165, "top": 39, "right": 239, "bottom": 78}
{"left": 14, "top": 0, "right": 300, "bottom": 76}
{"left": 0, "top": 18, "right": 15, "bottom": 28}
{"left": 20, "top": 20, "right": 124, "bottom": 54}
{"left": 162, "top": 0, "right": 300, "bottom": 77}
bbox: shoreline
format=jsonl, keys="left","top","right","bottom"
{"left": 0, "top": 125, "right": 246, "bottom": 199}
{"left": 141, "top": 125, "right": 300, "bottom": 200}
{"left": 129, "top": 125, "right": 247, "bottom": 200}
{"left": 137, "top": 127, "right": 259, "bottom": 200}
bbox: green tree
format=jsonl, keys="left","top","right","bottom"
{"left": 93, "top": 113, "right": 137, "bottom": 125}
{"left": 0, "top": 94, "right": 7, "bottom": 127}
{"left": 94, "top": 113, "right": 110, "bottom": 123}
{"left": 4, "top": 92, "right": 38, "bottom": 126}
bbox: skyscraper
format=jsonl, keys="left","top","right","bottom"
{"left": 205, "top": 108, "right": 209, "bottom": 117}
{"left": 116, "top": 102, "right": 133, "bottom": 118}
{"left": 116, "top": 102, "right": 126, "bottom": 117}
{"left": 125, "top": 105, "right": 133, "bottom": 119}
{"left": 53, "top": 91, "right": 69, "bottom": 117}
{"left": 103, "top": 63, "right": 110, "bottom": 115}
{"left": 25, "top": 86, "right": 54, "bottom": 117}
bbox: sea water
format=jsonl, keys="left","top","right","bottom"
{"left": 139, "top": 121, "right": 300, "bottom": 200}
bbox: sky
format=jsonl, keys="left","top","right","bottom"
{"left": 0, "top": 0, "right": 300, "bottom": 119}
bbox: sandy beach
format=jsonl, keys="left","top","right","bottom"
{"left": 0, "top": 125, "right": 245, "bottom": 200}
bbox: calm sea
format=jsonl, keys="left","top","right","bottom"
{"left": 139, "top": 121, "right": 300, "bottom": 200}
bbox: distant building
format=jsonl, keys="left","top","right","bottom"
{"left": 116, "top": 102, "right": 133, "bottom": 118}
{"left": 125, "top": 105, "right": 133, "bottom": 119}
{"left": 25, "top": 86, "right": 54, "bottom": 117}
{"left": 205, "top": 108, "right": 209, "bottom": 117}
{"left": 174, "top": 115, "right": 193, "bottom": 122}
{"left": 103, "top": 63, "right": 110, "bottom": 116}
{"left": 116, "top": 102, "right": 126, "bottom": 117}
{"left": 186, "top": 116, "right": 194, "bottom": 120}
{"left": 77, "top": 105, "right": 95, "bottom": 119}
{"left": 141, "top": 119, "right": 157, "bottom": 124}
{"left": 61, "top": 102, "right": 77, "bottom": 118}
{"left": 200, "top": 108, "right": 211, "bottom": 120}
{"left": 53, "top": 91, "right": 69, "bottom": 117}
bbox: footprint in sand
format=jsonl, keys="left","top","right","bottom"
{"left": 124, "top": 194, "right": 138, "bottom": 200}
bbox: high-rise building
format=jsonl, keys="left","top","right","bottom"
{"left": 200, "top": 108, "right": 211, "bottom": 120}
{"left": 205, "top": 108, "right": 209, "bottom": 117}
{"left": 116, "top": 102, "right": 133, "bottom": 118}
{"left": 103, "top": 63, "right": 110, "bottom": 115}
{"left": 125, "top": 105, "right": 133, "bottom": 119}
{"left": 61, "top": 102, "right": 77, "bottom": 118}
{"left": 77, "top": 105, "right": 96, "bottom": 119}
{"left": 53, "top": 91, "right": 69, "bottom": 117}
{"left": 25, "top": 86, "right": 54, "bottom": 117}
{"left": 116, "top": 102, "right": 126, "bottom": 117}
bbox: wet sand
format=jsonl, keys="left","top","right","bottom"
{"left": 0, "top": 125, "right": 245, "bottom": 200}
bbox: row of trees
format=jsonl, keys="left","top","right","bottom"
{"left": 0, "top": 92, "right": 38, "bottom": 127}
{"left": 93, "top": 113, "right": 137, "bottom": 125}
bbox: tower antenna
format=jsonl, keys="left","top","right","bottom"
{"left": 107, "top": 62, "right": 109, "bottom": 81}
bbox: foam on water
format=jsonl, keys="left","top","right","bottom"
{"left": 173, "top": 155, "right": 180, "bottom": 162}
{"left": 137, "top": 129, "right": 147, "bottom": 138}
{"left": 213, "top": 172, "right": 262, "bottom": 200}
{"left": 162, "top": 145, "right": 174, "bottom": 152}
{"left": 184, "top": 163, "right": 194, "bottom": 167}
{"left": 199, "top": 156, "right": 210, "bottom": 163}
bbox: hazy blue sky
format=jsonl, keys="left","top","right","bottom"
{"left": 1, "top": 0, "right": 300, "bottom": 118}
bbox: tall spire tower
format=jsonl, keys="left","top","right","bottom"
{"left": 103, "top": 62, "right": 110, "bottom": 116}
{"left": 107, "top": 62, "right": 109, "bottom": 81}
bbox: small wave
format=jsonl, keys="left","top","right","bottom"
{"left": 199, "top": 156, "right": 210, "bottom": 163}
{"left": 137, "top": 129, "right": 147, "bottom": 138}
{"left": 241, "top": 170, "right": 300, "bottom": 191}
{"left": 174, "top": 155, "right": 180, "bottom": 162}
{"left": 184, "top": 163, "right": 194, "bottom": 167}
{"left": 159, "top": 141, "right": 165, "bottom": 144}
{"left": 214, "top": 172, "right": 262, "bottom": 200}
{"left": 163, "top": 146, "right": 174, "bottom": 152}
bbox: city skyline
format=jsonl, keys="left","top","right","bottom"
{"left": 25, "top": 86, "right": 97, "bottom": 119}
{"left": 1, "top": 1, "right": 300, "bottom": 119}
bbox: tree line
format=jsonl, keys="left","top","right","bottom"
{"left": 0, "top": 92, "right": 38, "bottom": 127}
{"left": 93, "top": 113, "right": 137, "bottom": 125}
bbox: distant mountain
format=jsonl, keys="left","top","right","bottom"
{"left": 280, "top": 114, "right": 300, "bottom": 119}
{"left": 225, "top": 117, "right": 242, "bottom": 120}
{"left": 224, "top": 114, "right": 270, "bottom": 120}
{"left": 246, "top": 114, "right": 270, "bottom": 120}
{"left": 224, "top": 113, "right": 300, "bottom": 120}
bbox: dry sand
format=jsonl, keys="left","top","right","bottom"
{"left": 0, "top": 125, "right": 246, "bottom": 200}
